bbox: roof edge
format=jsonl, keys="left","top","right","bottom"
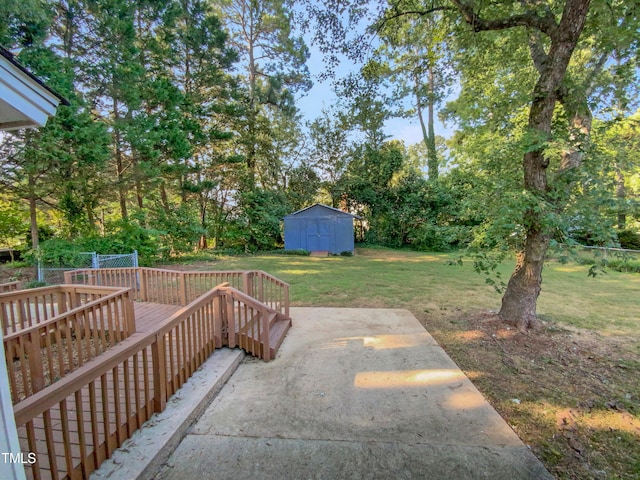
{"left": 0, "top": 45, "right": 70, "bottom": 106}
{"left": 285, "top": 203, "right": 362, "bottom": 219}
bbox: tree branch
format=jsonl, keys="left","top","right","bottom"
{"left": 450, "top": 0, "right": 558, "bottom": 36}
{"left": 373, "top": 2, "right": 455, "bottom": 35}
{"left": 527, "top": 30, "right": 549, "bottom": 75}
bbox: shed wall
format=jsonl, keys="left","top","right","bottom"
{"left": 284, "top": 207, "right": 355, "bottom": 254}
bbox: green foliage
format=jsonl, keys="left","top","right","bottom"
{"left": 617, "top": 230, "right": 640, "bottom": 250}
{"left": 23, "top": 280, "right": 47, "bottom": 289}
{"left": 277, "top": 249, "right": 310, "bottom": 256}
{"left": 0, "top": 199, "right": 28, "bottom": 254}
{"left": 235, "top": 189, "right": 290, "bottom": 251}
{"left": 605, "top": 258, "right": 640, "bottom": 273}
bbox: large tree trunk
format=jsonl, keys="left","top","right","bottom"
{"left": 497, "top": 0, "right": 591, "bottom": 330}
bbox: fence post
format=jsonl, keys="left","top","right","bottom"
{"left": 37, "top": 262, "right": 44, "bottom": 282}
{"left": 152, "top": 333, "right": 167, "bottom": 413}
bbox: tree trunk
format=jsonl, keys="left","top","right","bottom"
{"left": 615, "top": 165, "right": 626, "bottom": 230}
{"left": 426, "top": 64, "right": 438, "bottom": 182}
{"left": 113, "top": 98, "right": 128, "bottom": 220}
{"left": 498, "top": 0, "right": 591, "bottom": 330}
{"left": 28, "top": 174, "right": 39, "bottom": 251}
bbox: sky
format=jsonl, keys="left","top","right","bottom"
{"left": 295, "top": 42, "right": 455, "bottom": 146}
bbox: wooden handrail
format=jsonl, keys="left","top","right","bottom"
{"left": 0, "top": 280, "right": 20, "bottom": 292}
{"left": 4, "top": 287, "right": 135, "bottom": 403}
{"left": 11, "top": 280, "right": 287, "bottom": 479}
{"left": 1, "top": 284, "right": 128, "bottom": 335}
{"left": 64, "top": 267, "right": 290, "bottom": 316}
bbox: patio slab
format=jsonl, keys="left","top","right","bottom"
{"left": 156, "top": 307, "right": 553, "bottom": 480}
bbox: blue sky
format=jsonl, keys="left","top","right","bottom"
{"left": 296, "top": 41, "right": 455, "bottom": 146}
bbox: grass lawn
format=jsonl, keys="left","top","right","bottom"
{"left": 170, "top": 247, "right": 639, "bottom": 479}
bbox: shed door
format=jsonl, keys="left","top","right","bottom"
{"left": 306, "top": 219, "right": 332, "bottom": 251}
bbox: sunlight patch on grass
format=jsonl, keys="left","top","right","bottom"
{"left": 550, "top": 265, "right": 585, "bottom": 273}
{"left": 279, "top": 269, "right": 323, "bottom": 275}
{"left": 183, "top": 247, "right": 640, "bottom": 338}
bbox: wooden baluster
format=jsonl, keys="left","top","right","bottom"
{"left": 152, "top": 333, "right": 167, "bottom": 413}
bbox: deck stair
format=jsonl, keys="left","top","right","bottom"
{"left": 235, "top": 309, "right": 292, "bottom": 360}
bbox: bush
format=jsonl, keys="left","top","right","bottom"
{"left": 24, "top": 280, "right": 47, "bottom": 289}
{"left": 278, "top": 249, "right": 310, "bottom": 256}
{"left": 605, "top": 258, "right": 640, "bottom": 274}
{"left": 617, "top": 230, "right": 640, "bottom": 250}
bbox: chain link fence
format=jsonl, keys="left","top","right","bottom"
{"left": 38, "top": 251, "right": 138, "bottom": 284}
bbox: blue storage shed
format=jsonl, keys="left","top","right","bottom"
{"left": 284, "top": 204, "right": 360, "bottom": 254}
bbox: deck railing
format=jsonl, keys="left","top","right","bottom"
{"left": 3, "top": 287, "right": 135, "bottom": 404}
{"left": 64, "top": 267, "right": 289, "bottom": 316}
{"left": 13, "top": 284, "right": 281, "bottom": 480}
{"left": 1, "top": 280, "right": 20, "bottom": 292}
{"left": 1, "top": 285, "right": 131, "bottom": 336}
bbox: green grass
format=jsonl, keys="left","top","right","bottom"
{"left": 169, "top": 247, "right": 640, "bottom": 478}
{"left": 183, "top": 247, "right": 640, "bottom": 339}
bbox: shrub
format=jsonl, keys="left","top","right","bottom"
{"left": 24, "top": 280, "right": 47, "bottom": 289}
{"left": 605, "top": 259, "right": 640, "bottom": 274}
{"left": 279, "top": 249, "right": 310, "bottom": 256}
{"left": 617, "top": 230, "right": 640, "bottom": 250}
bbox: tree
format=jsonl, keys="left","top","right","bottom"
{"left": 367, "top": 4, "right": 454, "bottom": 182}
{"left": 220, "top": 0, "right": 311, "bottom": 186}
{"left": 307, "top": 109, "right": 352, "bottom": 207}
{"left": 304, "top": 0, "right": 640, "bottom": 330}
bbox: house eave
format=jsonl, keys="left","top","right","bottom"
{"left": 0, "top": 47, "right": 68, "bottom": 130}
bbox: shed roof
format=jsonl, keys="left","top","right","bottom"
{"left": 285, "top": 203, "right": 361, "bottom": 219}
{"left": 0, "top": 45, "right": 69, "bottom": 131}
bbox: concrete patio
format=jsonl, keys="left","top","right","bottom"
{"left": 93, "top": 307, "right": 553, "bottom": 480}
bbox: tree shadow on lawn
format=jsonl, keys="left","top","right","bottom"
{"left": 420, "top": 310, "right": 640, "bottom": 480}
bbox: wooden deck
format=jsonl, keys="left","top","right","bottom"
{"left": 15, "top": 300, "right": 291, "bottom": 480}
{"left": 16, "top": 302, "right": 181, "bottom": 480}
{"left": 134, "top": 302, "right": 184, "bottom": 332}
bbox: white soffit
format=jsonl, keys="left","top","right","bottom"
{"left": 0, "top": 54, "right": 61, "bottom": 130}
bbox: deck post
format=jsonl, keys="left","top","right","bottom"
{"left": 178, "top": 273, "right": 187, "bottom": 306}
{"left": 225, "top": 294, "right": 236, "bottom": 348}
{"left": 124, "top": 290, "right": 136, "bottom": 335}
{"left": 262, "top": 308, "right": 271, "bottom": 361}
{"left": 242, "top": 272, "right": 253, "bottom": 297}
{"left": 138, "top": 268, "right": 147, "bottom": 302}
{"left": 213, "top": 293, "right": 223, "bottom": 348}
{"left": 27, "top": 332, "right": 45, "bottom": 393}
{"left": 151, "top": 333, "right": 167, "bottom": 413}
{"left": 284, "top": 284, "right": 289, "bottom": 318}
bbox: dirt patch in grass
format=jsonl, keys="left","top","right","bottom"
{"left": 420, "top": 310, "right": 640, "bottom": 480}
